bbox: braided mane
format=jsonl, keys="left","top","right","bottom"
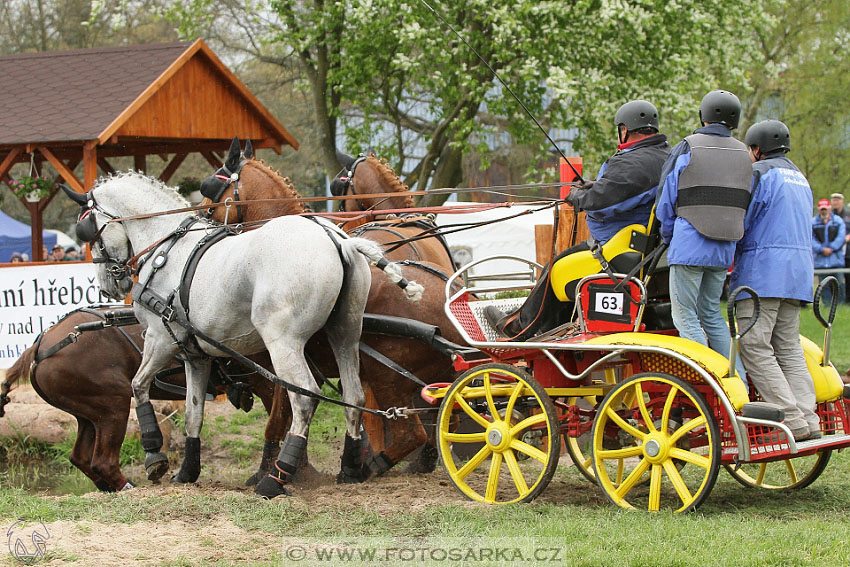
{"left": 366, "top": 155, "right": 414, "bottom": 208}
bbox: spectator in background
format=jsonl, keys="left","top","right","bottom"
{"left": 65, "top": 246, "right": 80, "bottom": 261}
{"left": 831, "top": 193, "right": 850, "bottom": 302}
{"left": 20, "top": 253, "right": 29, "bottom": 262}
{"left": 48, "top": 244, "right": 69, "bottom": 262}
{"left": 9, "top": 252, "right": 23, "bottom": 263}
{"left": 812, "top": 198, "right": 846, "bottom": 304}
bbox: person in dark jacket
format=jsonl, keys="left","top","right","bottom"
{"left": 655, "top": 90, "right": 751, "bottom": 380}
{"left": 812, "top": 198, "right": 846, "bottom": 304}
{"left": 732, "top": 119, "right": 819, "bottom": 441}
{"left": 829, "top": 193, "right": 850, "bottom": 302}
{"left": 486, "top": 99, "right": 670, "bottom": 340}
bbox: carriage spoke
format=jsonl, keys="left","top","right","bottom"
{"left": 660, "top": 388, "right": 677, "bottom": 434}
{"left": 510, "top": 413, "right": 547, "bottom": 436}
{"left": 784, "top": 459, "right": 799, "bottom": 484}
{"left": 669, "top": 415, "right": 706, "bottom": 444}
{"left": 755, "top": 463, "right": 768, "bottom": 485}
{"left": 509, "top": 439, "right": 548, "bottom": 463}
{"left": 443, "top": 431, "right": 487, "bottom": 444}
{"left": 669, "top": 448, "right": 710, "bottom": 469}
{"left": 485, "top": 452, "right": 503, "bottom": 502}
{"left": 634, "top": 383, "right": 655, "bottom": 432}
{"left": 457, "top": 445, "right": 492, "bottom": 480}
{"left": 503, "top": 451, "right": 529, "bottom": 495}
{"left": 483, "top": 373, "right": 499, "bottom": 423}
{"left": 597, "top": 446, "right": 644, "bottom": 460}
{"left": 456, "top": 394, "right": 490, "bottom": 429}
{"left": 504, "top": 381, "right": 524, "bottom": 423}
{"left": 663, "top": 459, "right": 693, "bottom": 506}
{"left": 605, "top": 407, "right": 646, "bottom": 441}
{"left": 616, "top": 458, "right": 626, "bottom": 485}
{"left": 614, "top": 458, "right": 650, "bottom": 498}
{"left": 648, "top": 463, "right": 663, "bottom": 511}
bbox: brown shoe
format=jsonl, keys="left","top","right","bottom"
{"left": 483, "top": 306, "right": 509, "bottom": 337}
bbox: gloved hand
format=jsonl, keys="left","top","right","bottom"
{"left": 565, "top": 180, "right": 593, "bottom": 207}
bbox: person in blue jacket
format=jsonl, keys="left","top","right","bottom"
{"left": 812, "top": 197, "right": 846, "bottom": 304}
{"left": 486, "top": 100, "right": 670, "bottom": 339}
{"left": 655, "top": 90, "right": 751, "bottom": 380}
{"left": 732, "top": 119, "right": 819, "bottom": 441}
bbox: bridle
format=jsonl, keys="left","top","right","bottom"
{"left": 201, "top": 158, "right": 247, "bottom": 223}
{"left": 75, "top": 194, "right": 133, "bottom": 283}
{"left": 331, "top": 154, "right": 370, "bottom": 212}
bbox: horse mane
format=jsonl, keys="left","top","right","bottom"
{"left": 238, "top": 159, "right": 311, "bottom": 214}
{"left": 94, "top": 171, "right": 191, "bottom": 208}
{"left": 364, "top": 155, "right": 414, "bottom": 208}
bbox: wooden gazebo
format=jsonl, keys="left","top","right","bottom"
{"left": 0, "top": 39, "right": 297, "bottom": 260}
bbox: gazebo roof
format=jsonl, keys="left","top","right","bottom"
{"left": 0, "top": 39, "right": 298, "bottom": 151}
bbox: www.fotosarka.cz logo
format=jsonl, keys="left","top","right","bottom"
{"left": 6, "top": 519, "right": 50, "bottom": 565}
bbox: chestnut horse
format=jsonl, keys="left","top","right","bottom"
{"left": 0, "top": 307, "right": 280, "bottom": 491}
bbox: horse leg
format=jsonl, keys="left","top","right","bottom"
{"left": 367, "top": 383, "right": 430, "bottom": 475}
{"left": 245, "top": 385, "right": 286, "bottom": 486}
{"left": 254, "top": 342, "right": 319, "bottom": 499}
{"left": 69, "top": 418, "right": 109, "bottom": 491}
{"left": 172, "top": 356, "right": 211, "bottom": 483}
{"left": 131, "top": 333, "right": 180, "bottom": 481}
{"left": 90, "top": 406, "right": 135, "bottom": 491}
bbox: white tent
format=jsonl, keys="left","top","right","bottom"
{"left": 434, "top": 203, "right": 555, "bottom": 287}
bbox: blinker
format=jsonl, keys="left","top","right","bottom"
{"left": 75, "top": 209, "right": 99, "bottom": 243}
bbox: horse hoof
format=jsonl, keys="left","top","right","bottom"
{"left": 94, "top": 479, "right": 115, "bottom": 492}
{"left": 170, "top": 473, "right": 198, "bottom": 484}
{"left": 245, "top": 469, "right": 266, "bottom": 487}
{"left": 144, "top": 452, "right": 169, "bottom": 482}
{"left": 336, "top": 466, "right": 369, "bottom": 484}
{"left": 254, "top": 475, "right": 290, "bottom": 499}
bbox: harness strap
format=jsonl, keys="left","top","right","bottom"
{"left": 178, "top": 226, "right": 238, "bottom": 320}
{"left": 359, "top": 342, "right": 427, "bottom": 387}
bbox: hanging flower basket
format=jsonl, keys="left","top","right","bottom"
{"left": 6, "top": 175, "right": 55, "bottom": 202}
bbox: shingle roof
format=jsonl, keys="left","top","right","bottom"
{"left": 0, "top": 42, "right": 193, "bottom": 145}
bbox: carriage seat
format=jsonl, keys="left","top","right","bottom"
{"left": 549, "top": 223, "right": 653, "bottom": 302}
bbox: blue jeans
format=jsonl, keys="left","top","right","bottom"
{"left": 669, "top": 265, "right": 747, "bottom": 381}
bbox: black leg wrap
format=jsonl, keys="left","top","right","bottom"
{"left": 366, "top": 451, "right": 394, "bottom": 477}
{"left": 94, "top": 479, "right": 114, "bottom": 492}
{"left": 254, "top": 434, "right": 306, "bottom": 499}
{"left": 337, "top": 434, "right": 368, "bottom": 484}
{"left": 226, "top": 382, "right": 254, "bottom": 412}
{"left": 245, "top": 440, "right": 279, "bottom": 487}
{"left": 136, "top": 401, "right": 163, "bottom": 453}
{"left": 171, "top": 437, "right": 202, "bottom": 483}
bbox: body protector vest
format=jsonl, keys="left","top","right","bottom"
{"left": 676, "top": 133, "right": 752, "bottom": 241}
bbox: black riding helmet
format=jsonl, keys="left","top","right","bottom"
{"left": 745, "top": 119, "right": 791, "bottom": 154}
{"left": 614, "top": 100, "right": 659, "bottom": 132}
{"left": 699, "top": 90, "right": 742, "bottom": 129}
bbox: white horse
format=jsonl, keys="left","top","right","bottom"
{"left": 64, "top": 174, "right": 422, "bottom": 498}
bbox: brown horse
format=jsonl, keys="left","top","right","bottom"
{"left": 0, "top": 307, "right": 280, "bottom": 491}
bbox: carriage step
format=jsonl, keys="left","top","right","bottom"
{"left": 742, "top": 401, "right": 784, "bottom": 422}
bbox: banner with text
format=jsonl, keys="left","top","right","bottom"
{"left": 0, "top": 264, "right": 109, "bottom": 369}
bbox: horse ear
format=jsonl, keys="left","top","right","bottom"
{"left": 225, "top": 136, "right": 241, "bottom": 172}
{"left": 336, "top": 150, "right": 356, "bottom": 170}
{"left": 61, "top": 183, "right": 87, "bottom": 206}
{"left": 243, "top": 139, "right": 254, "bottom": 159}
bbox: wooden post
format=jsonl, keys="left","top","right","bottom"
{"left": 535, "top": 225, "right": 554, "bottom": 266}
{"left": 27, "top": 200, "right": 44, "bottom": 262}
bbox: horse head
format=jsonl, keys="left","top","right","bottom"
{"left": 199, "top": 136, "right": 308, "bottom": 223}
{"left": 333, "top": 152, "right": 413, "bottom": 212}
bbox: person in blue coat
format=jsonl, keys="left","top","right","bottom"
{"left": 655, "top": 90, "right": 751, "bottom": 379}
{"left": 812, "top": 198, "right": 846, "bottom": 304}
{"left": 732, "top": 119, "right": 819, "bottom": 441}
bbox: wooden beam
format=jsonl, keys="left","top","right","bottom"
{"left": 134, "top": 153, "right": 146, "bottom": 174}
{"left": 201, "top": 151, "right": 222, "bottom": 169}
{"left": 97, "top": 157, "right": 116, "bottom": 175}
{"left": 0, "top": 147, "right": 22, "bottom": 179}
{"left": 159, "top": 152, "right": 188, "bottom": 183}
{"left": 84, "top": 144, "right": 98, "bottom": 191}
{"left": 39, "top": 146, "right": 84, "bottom": 193}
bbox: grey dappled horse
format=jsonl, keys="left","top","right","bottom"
{"left": 64, "top": 173, "right": 422, "bottom": 498}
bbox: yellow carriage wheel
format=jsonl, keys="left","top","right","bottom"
{"left": 591, "top": 373, "right": 720, "bottom": 513}
{"left": 725, "top": 451, "right": 831, "bottom": 490}
{"left": 437, "top": 363, "right": 559, "bottom": 504}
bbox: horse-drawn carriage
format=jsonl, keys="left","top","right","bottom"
{"left": 421, "top": 228, "right": 850, "bottom": 512}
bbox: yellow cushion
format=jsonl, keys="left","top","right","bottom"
{"left": 550, "top": 224, "right": 648, "bottom": 302}
{"left": 800, "top": 335, "right": 845, "bottom": 402}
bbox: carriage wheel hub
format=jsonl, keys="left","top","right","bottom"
{"left": 486, "top": 422, "right": 511, "bottom": 452}
{"left": 642, "top": 434, "right": 669, "bottom": 463}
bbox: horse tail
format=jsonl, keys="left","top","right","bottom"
{"left": 0, "top": 344, "right": 36, "bottom": 418}
{"left": 346, "top": 237, "right": 424, "bottom": 302}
